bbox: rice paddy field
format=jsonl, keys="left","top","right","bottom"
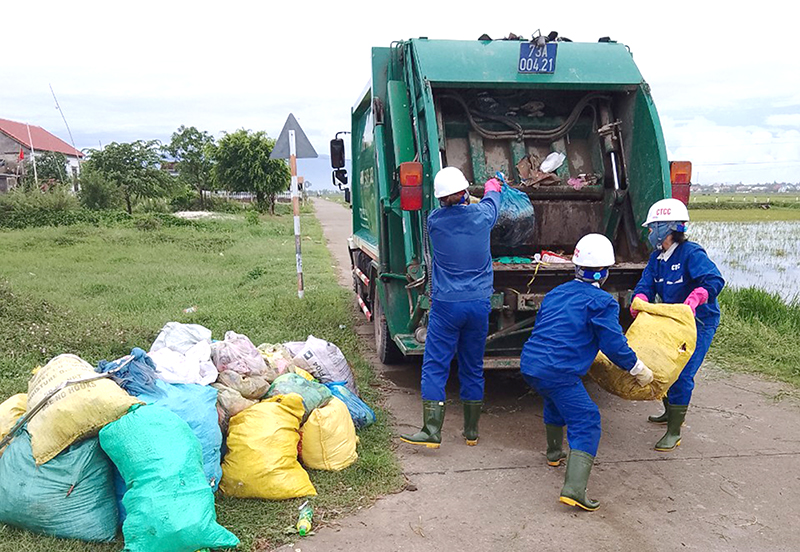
{"left": 691, "top": 220, "right": 800, "bottom": 302}
{"left": 686, "top": 206, "right": 800, "bottom": 386}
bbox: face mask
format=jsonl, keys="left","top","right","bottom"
{"left": 458, "top": 190, "right": 470, "bottom": 205}
{"left": 648, "top": 222, "right": 672, "bottom": 249}
{"left": 575, "top": 267, "right": 609, "bottom": 287}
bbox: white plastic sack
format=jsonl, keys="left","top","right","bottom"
{"left": 149, "top": 322, "right": 217, "bottom": 385}
{"left": 540, "top": 151, "right": 566, "bottom": 173}
{"left": 291, "top": 336, "right": 358, "bottom": 396}
{"left": 211, "top": 331, "right": 269, "bottom": 376}
{"left": 151, "top": 322, "right": 212, "bottom": 354}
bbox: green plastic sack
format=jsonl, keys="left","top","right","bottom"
{"left": 267, "top": 372, "right": 333, "bottom": 422}
{"left": 0, "top": 431, "right": 118, "bottom": 542}
{"left": 99, "top": 404, "right": 239, "bottom": 552}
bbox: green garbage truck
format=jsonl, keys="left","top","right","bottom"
{"left": 330, "top": 35, "right": 684, "bottom": 366}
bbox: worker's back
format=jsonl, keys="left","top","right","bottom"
{"left": 428, "top": 194, "right": 499, "bottom": 302}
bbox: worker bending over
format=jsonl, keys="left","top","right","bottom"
{"left": 521, "top": 234, "right": 653, "bottom": 511}
{"left": 632, "top": 198, "right": 725, "bottom": 451}
{"left": 400, "top": 167, "right": 500, "bottom": 448}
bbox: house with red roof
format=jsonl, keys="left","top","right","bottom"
{"left": 0, "top": 118, "right": 84, "bottom": 192}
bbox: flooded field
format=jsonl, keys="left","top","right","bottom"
{"left": 691, "top": 221, "right": 800, "bottom": 302}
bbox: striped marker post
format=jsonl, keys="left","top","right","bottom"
{"left": 289, "top": 130, "right": 304, "bottom": 299}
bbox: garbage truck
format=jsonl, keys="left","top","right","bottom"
{"left": 330, "top": 35, "right": 689, "bottom": 366}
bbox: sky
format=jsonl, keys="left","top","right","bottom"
{"left": 3, "top": 0, "right": 799, "bottom": 186}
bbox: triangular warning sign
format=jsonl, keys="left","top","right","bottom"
{"left": 270, "top": 113, "right": 318, "bottom": 159}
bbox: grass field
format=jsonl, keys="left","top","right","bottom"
{"left": 0, "top": 210, "right": 403, "bottom": 551}
{"left": 690, "top": 192, "right": 800, "bottom": 205}
{"left": 712, "top": 287, "right": 800, "bottom": 388}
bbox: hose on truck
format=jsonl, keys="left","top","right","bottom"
{"left": 439, "top": 92, "right": 609, "bottom": 142}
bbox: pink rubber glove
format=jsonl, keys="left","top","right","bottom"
{"left": 630, "top": 293, "right": 649, "bottom": 319}
{"left": 484, "top": 178, "right": 502, "bottom": 194}
{"left": 684, "top": 287, "right": 709, "bottom": 316}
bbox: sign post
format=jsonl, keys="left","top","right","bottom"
{"left": 271, "top": 114, "right": 318, "bottom": 299}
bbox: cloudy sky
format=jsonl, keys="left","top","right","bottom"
{"left": 4, "top": 0, "right": 798, "bottom": 185}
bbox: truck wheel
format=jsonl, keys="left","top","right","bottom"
{"left": 373, "top": 290, "right": 403, "bottom": 365}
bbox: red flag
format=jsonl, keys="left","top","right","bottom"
{"left": 18, "top": 148, "right": 24, "bottom": 161}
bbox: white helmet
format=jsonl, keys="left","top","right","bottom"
{"left": 643, "top": 198, "right": 690, "bottom": 227}
{"left": 434, "top": 166, "right": 469, "bottom": 199}
{"left": 572, "top": 233, "right": 615, "bottom": 268}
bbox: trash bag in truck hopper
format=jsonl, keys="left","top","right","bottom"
{"left": 491, "top": 184, "right": 536, "bottom": 250}
{"left": 589, "top": 298, "right": 697, "bottom": 401}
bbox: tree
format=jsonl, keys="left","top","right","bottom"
{"left": 214, "top": 129, "right": 289, "bottom": 214}
{"left": 82, "top": 140, "right": 170, "bottom": 214}
{"left": 164, "top": 125, "right": 216, "bottom": 209}
{"left": 24, "top": 151, "right": 69, "bottom": 190}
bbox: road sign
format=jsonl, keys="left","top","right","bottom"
{"left": 270, "top": 114, "right": 317, "bottom": 299}
{"left": 270, "top": 113, "right": 318, "bottom": 159}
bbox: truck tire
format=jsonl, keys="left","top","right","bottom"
{"left": 373, "top": 290, "right": 403, "bottom": 365}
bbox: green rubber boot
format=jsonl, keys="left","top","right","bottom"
{"left": 545, "top": 424, "right": 567, "bottom": 466}
{"left": 559, "top": 450, "right": 600, "bottom": 511}
{"left": 648, "top": 397, "right": 669, "bottom": 424}
{"left": 655, "top": 404, "right": 688, "bottom": 452}
{"left": 462, "top": 400, "right": 482, "bottom": 445}
{"left": 400, "top": 400, "right": 445, "bottom": 449}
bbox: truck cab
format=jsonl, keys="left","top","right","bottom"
{"left": 332, "top": 36, "right": 677, "bottom": 365}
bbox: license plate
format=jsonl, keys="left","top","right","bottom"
{"left": 518, "top": 42, "right": 557, "bottom": 74}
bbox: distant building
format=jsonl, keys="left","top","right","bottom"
{"left": 0, "top": 118, "right": 84, "bottom": 192}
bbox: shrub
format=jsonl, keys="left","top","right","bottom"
{"left": 79, "top": 171, "right": 122, "bottom": 210}
{"left": 0, "top": 188, "right": 82, "bottom": 229}
{"left": 245, "top": 210, "right": 260, "bottom": 226}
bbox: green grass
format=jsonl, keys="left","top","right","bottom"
{"left": 690, "top": 208, "right": 800, "bottom": 222}
{"left": 689, "top": 193, "right": 800, "bottom": 212}
{"left": 710, "top": 287, "right": 800, "bottom": 387}
{"left": 0, "top": 210, "right": 402, "bottom": 551}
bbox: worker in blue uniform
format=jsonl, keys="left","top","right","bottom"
{"left": 521, "top": 234, "right": 654, "bottom": 511}
{"left": 632, "top": 198, "right": 725, "bottom": 452}
{"left": 400, "top": 167, "right": 501, "bottom": 449}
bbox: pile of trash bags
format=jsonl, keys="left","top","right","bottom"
{"left": 0, "top": 323, "right": 376, "bottom": 550}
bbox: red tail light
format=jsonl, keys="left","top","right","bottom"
{"left": 670, "top": 161, "right": 692, "bottom": 184}
{"left": 399, "top": 162, "right": 423, "bottom": 211}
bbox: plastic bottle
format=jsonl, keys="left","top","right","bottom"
{"left": 296, "top": 501, "right": 313, "bottom": 536}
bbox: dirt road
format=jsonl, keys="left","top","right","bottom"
{"left": 297, "top": 198, "right": 799, "bottom": 552}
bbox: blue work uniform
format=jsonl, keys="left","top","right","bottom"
{"left": 633, "top": 240, "right": 725, "bottom": 406}
{"left": 421, "top": 191, "right": 500, "bottom": 402}
{"left": 521, "top": 280, "right": 639, "bottom": 456}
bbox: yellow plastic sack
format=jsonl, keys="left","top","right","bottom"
{"left": 220, "top": 393, "right": 316, "bottom": 499}
{"left": 589, "top": 298, "right": 697, "bottom": 401}
{"left": 27, "top": 354, "right": 141, "bottom": 465}
{"left": 301, "top": 397, "right": 358, "bottom": 471}
{"left": 294, "top": 368, "right": 315, "bottom": 382}
{"left": 0, "top": 394, "right": 27, "bottom": 457}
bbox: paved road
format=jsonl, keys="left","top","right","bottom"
{"left": 294, "top": 198, "right": 799, "bottom": 552}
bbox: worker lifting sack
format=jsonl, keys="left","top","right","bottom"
{"left": 490, "top": 178, "right": 536, "bottom": 251}
{"left": 590, "top": 297, "right": 697, "bottom": 400}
